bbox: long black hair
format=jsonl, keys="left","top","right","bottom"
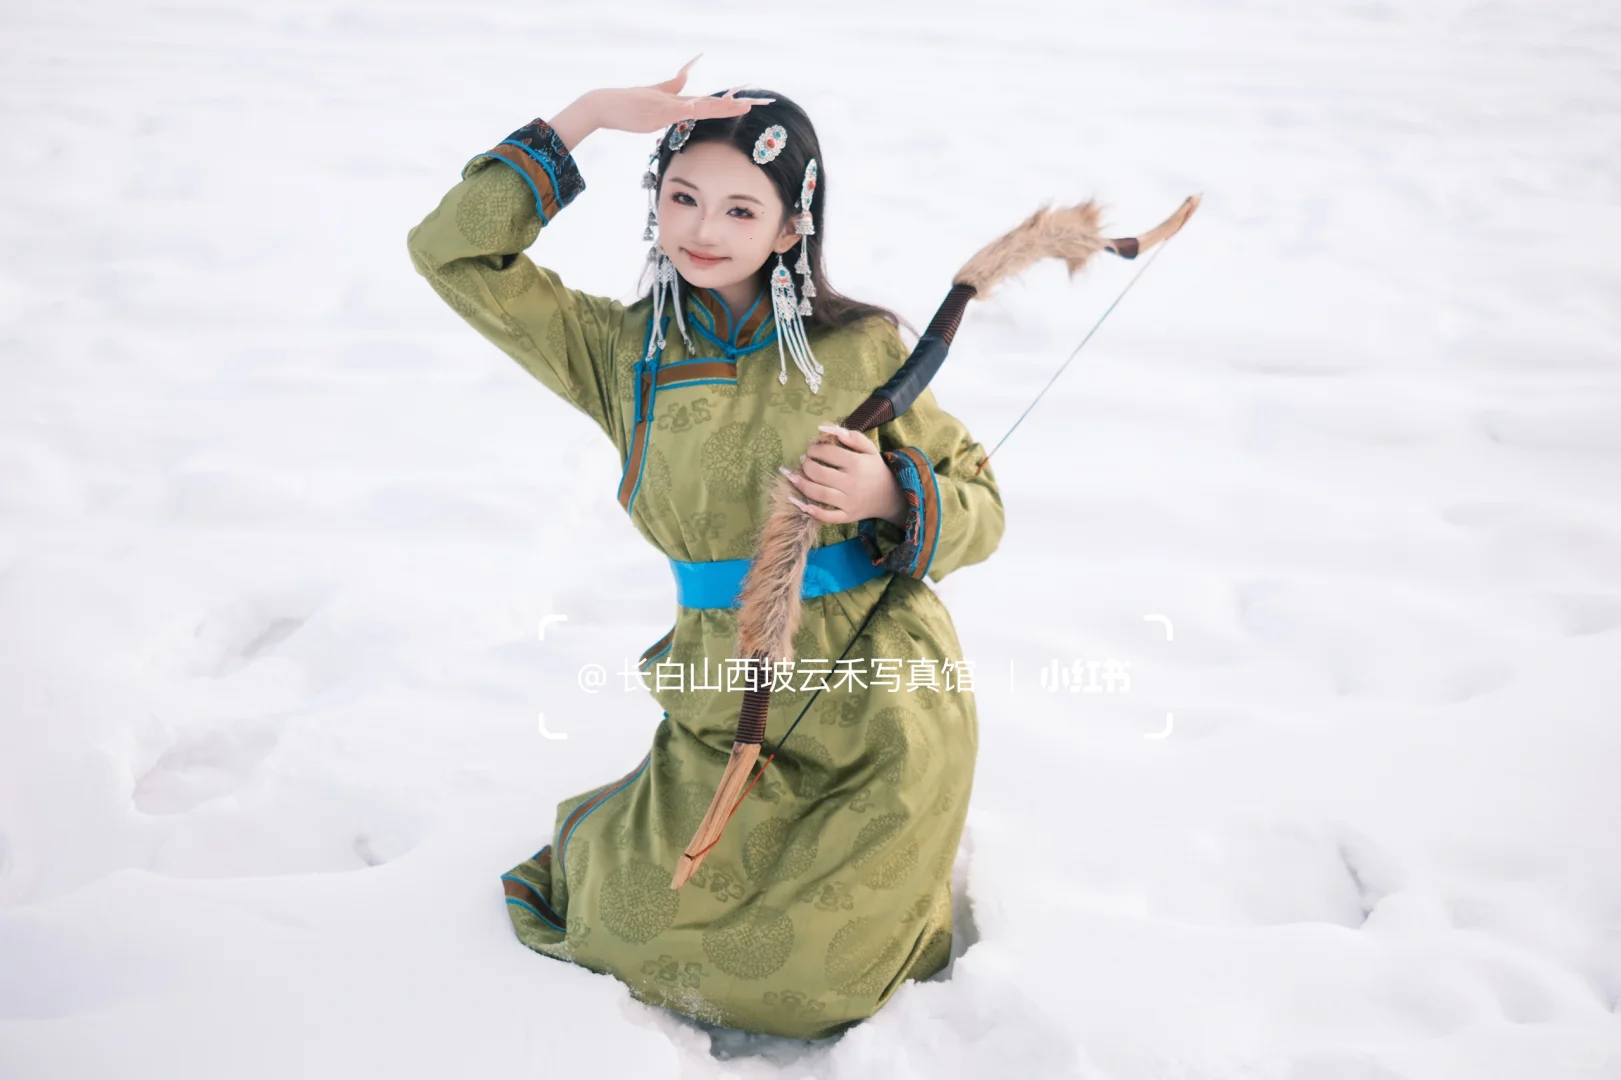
{"left": 638, "top": 88, "right": 910, "bottom": 335}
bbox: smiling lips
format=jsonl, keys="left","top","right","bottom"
{"left": 684, "top": 249, "right": 728, "bottom": 266}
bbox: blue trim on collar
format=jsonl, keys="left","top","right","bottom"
{"left": 702, "top": 287, "right": 743, "bottom": 333}
{"left": 688, "top": 317, "right": 778, "bottom": 359}
{"left": 687, "top": 287, "right": 777, "bottom": 358}
{"left": 733, "top": 288, "right": 766, "bottom": 333}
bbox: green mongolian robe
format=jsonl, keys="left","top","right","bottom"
{"left": 405, "top": 117, "right": 1006, "bottom": 1040}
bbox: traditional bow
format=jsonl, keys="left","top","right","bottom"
{"left": 670, "top": 193, "right": 1202, "bottom": 888}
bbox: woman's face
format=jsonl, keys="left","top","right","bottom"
{"left": 657, "top": 140, "right": 801, "bottom": 292}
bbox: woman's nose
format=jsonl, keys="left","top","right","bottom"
{"left": 691, "top": 212, "right": 722, "bottom": 240}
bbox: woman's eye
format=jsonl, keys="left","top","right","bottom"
{"left": 667, "top": 192, "right": 751, "bottom": 218}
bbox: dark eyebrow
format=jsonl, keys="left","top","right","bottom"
{"left": 666, "top": 176, "right": 764, "bottom": 206}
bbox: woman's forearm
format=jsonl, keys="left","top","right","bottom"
{"left": 549, "top": 93, "right": 602, "bottom": 155}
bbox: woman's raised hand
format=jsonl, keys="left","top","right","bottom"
{"left": 587, "top": 55, "right": 774, "bottom": 135}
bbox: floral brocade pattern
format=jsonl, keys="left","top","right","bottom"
{"left": 406, "top": 118, "right": 1002, "bottom": 1041}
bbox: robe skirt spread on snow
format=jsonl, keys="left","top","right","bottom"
{"left": 406, "top": 117, "right": 1005, "bottom": 1040}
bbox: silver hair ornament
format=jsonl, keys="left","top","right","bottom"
{"left": 794, "top": 159, "right": 818, "bottom": 315}
{"left": 639, "top": 129, "right": 693, "bottom": 359}
{"left": 645, "top": 245, "right": 694, "bottom": 360}
{"left": 770, "top": 254, "right": 822, "bottom": 393}
{"left": 752, "top": 124, "right": 787, "bottom": 164}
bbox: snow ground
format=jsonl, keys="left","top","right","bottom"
{"left": 2, "top": 1, "right": 1619, "bottom": 1077}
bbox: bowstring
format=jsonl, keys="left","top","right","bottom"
{"left": 974, "top": 229, "right": 1182, "bottom": 476}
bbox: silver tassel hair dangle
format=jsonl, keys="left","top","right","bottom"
{"left": 640, "top": 124, "right": 696, "bottom": 360}
{"left": 768, "top": 155, "right": 823, "bottom": 392}
{"left": 640, "top": 136, "right": 659, "bottom": 243}
{"left": 793, "top": 158, "right": 818, "bottom": 316}
{"left": 647, "top": 245, "right": 691, "bottom": 360}
{"left": 771, "top": 254, "right": 822, "bottom": 393}
{"left": 641, "top": 118, "right": 696, "bottom": 241}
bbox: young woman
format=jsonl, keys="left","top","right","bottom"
{"left": 406, "top": 59, "right": 1004, "bottom": 1040}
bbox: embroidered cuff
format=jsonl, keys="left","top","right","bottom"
{"left": 462, "top": 117, "right": 586, "bottom": 225}
{"left": 857, "top": 447, "right": 942, "bottom": 580}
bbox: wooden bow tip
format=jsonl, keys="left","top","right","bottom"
{"left": 670, "top": 853, "right": 701, "bottom": 890}
{"left": 1105, "top": 193, "right": 1201, "bottom": 259}
{"left": 670, "top": 741, "right": 763, "bottom": 889}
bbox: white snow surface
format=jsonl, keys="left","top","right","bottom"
{"left": 2, "top": 1, "right": 1619, "bottom": 1077}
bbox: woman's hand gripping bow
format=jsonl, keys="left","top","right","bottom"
{"left": 780, "top": 424, "right": 906, "bottom": 527}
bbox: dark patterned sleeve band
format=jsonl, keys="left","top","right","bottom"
{"left": 461, "top": 117, "right": 586, "bottom": 225}
{"left": 857, "top": 447, "right": 942, "bottom": 580}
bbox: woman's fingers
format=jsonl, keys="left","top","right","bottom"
{"left": 785, "top": 472, "right": 845, "bottom": 511}
{"left": 787, "top": 493, "right": 845, "bottom": 523}
{"left": 800, "top": 450, "right": 857, "bottom": 486}
{"left": 818, "top": 424, "right": 878, "bottom": 454}
{"left": 804, "top": 442, "right": 860, "bottom": 475}
{"left": 661, "top": 53, "right": 702, "bottom": 90}
{"left": 655, "top": 82, "right": 773, "bottom": 130}
{"left": 784, "top": 481, "right": 848, "bottom": 522}
{"left": 682, "top": 94, "right": 772, "bottom": 119}
{"left": 779, "top": 466, "right": 845, "bottom": 511}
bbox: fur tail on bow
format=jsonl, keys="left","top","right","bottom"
{"left": 954, "top": 193, "right": 1201, "bottom": 297}
{"left": 736, "top": 478, "right": 822, "bottom": 663}
{"left": 953, "top": 199, "right": 1109, "bottom": 298}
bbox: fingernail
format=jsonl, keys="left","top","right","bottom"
{"left": 799, "top": 453, "right": 806, "bottom": 462}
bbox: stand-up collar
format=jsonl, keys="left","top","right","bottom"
{"left": 685, "top": 286, "right": 777, "bottom": 358}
